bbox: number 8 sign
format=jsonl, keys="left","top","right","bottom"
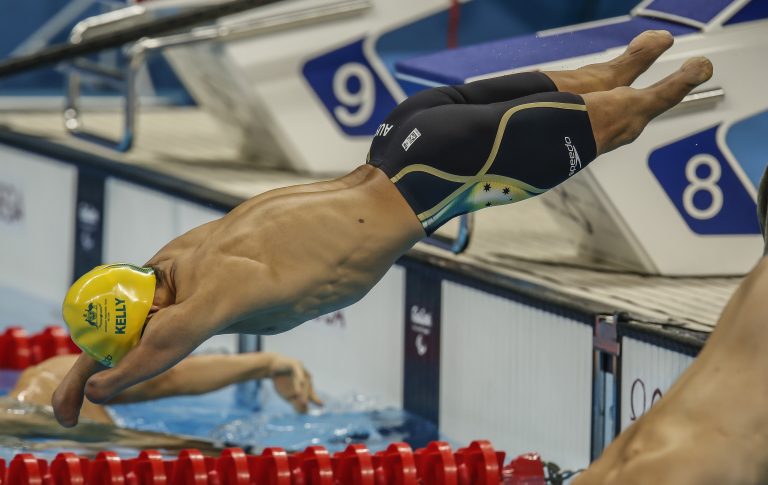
{"left": 649, "top": 125, "right": 760, "bottom": 235}
{"left": 303, "top": 39, "right": 399, "bottom": 136}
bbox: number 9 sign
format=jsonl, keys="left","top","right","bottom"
{"left": 332, "top": 62, "right": 375, "bottom": 127}
{"left": 303, "top": 39, "right": 398, "bottom": 136}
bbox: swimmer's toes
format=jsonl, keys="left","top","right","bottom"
{"left": 626, "top": 30, "right": 674, "bottom": 58}
{"left": 681, "top": 56, "right": 713, "bottom": 86}
{"left": 608, "top": 30, "right": 674, "bottom": 86}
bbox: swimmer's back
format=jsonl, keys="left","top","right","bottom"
{"left": 182, "top": 165, "right": 423, "bottom": 334}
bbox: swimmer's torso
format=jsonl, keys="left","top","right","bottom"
{"left": 151, "top": 165, "right": 424, "bottom": 335}
{"left": 144, "top": 75, "right": 600, "bottom": 338}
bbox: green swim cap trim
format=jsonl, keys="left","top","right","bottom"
{"left": 104, "top": 263, "right": 154, "bottom": 274}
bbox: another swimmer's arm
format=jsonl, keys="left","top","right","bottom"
{"left": 110, "top": 352, "right": 322, "bottom": 412}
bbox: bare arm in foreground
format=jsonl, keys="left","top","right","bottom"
{"left": 574, "top": 254, "right": 768, "bottom": 485}
{"left": 54, "top": 30, "right": 713, "bottom": 427}
{"left": 573, "top": 167, "right": 768, "bottom": 485}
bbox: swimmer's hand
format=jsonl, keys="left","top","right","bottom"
{"left": 54, "top": 302, "right": 213, "bottom": 425}
{"left": 269, "top": 355, "right": 323, "bottom": 413}
{"left": 52, "top": 353, "right": 108, "bottom": 427}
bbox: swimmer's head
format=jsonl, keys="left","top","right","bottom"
{"left": 62, "top": 263, "right": 156, "bottom": 367}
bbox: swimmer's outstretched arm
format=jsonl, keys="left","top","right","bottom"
{"left": 110, "top": 352, "right": 322, "bottom": 413}
{"left": 54, "top": 343, "right": 322, "bottom": 426}
{"left": 54, "top": 256, "right": 304, "bottom": 427}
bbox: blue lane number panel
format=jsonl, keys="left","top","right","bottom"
{"left": 640, "top": 0, "right": 737, "bottom": 24}
{"left": 303, "top": 39, "right": 399, "bottom": 136}
{"left": 649, "top": 125, "right": 760, "bottom": 235}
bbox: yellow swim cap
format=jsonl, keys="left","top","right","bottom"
{"left": 62, "top": 263, "right": 156, "bottom": 367}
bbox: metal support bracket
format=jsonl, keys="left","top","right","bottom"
{"left": 63, "top": 0, "right": 371, "bottom": 152}
{"left": 421, "top": 214, "right": 473, "bottom": 254}
{"left": 591, "top": 313, "right": 620, "bottom": 461}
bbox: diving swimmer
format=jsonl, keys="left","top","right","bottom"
{"left": 53, "top": 30, "right": 714, "bottom": 428}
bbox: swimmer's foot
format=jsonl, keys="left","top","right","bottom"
{"left": 547, "top": 30, "right": 674, "bottom": 93}
{"left": 593, "top": 30, "right": 675, "bottom": 88}
{"left": 641, "top": 56, "right": 713, "bottom": 117}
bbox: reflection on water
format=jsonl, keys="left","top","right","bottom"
{"left": 211, "top": 406, "right": 441, "bottom": 453}
{"left": 1, "top": 380, "right": 445, "bottom": 460}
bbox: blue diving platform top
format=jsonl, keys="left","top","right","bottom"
{"left": 637, "top": 0, "right": 739, "bottom": 25}
{"left": 396, "top": 0, "right": 767, "bottom": 87}
{"left": 395, "top": 16, "right": 696, "bottom": 86}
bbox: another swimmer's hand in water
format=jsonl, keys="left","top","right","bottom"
{"left": 52, "top": 349, "right": 322, "bottom": 427}
{"left": 269, "top": 354, "right": 323, "bottom": 413}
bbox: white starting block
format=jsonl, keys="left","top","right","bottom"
{"left": 162, "top": 0, "right": 474, "bottom": 174}
{"left": 397, "top": 0, "right": 768, "bottom": 276}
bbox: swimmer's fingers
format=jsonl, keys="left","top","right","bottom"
{"left": 288, "top": 361, "right": 309, "bottom": 413}
{"left": 84, "top": 304, "right": 209, "bottom": 404}
{"left": 271, "top": 357, "right": 317, "bottom": 413}
{"left": 305, "top": 369, "right": 324, "bottom": 407}
{"left": 53, "top": 353, "right": 107, "bottom": 427}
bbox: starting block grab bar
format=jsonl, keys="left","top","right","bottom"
{"left": 63, "top": 0, "right": 372, "bottom": 152}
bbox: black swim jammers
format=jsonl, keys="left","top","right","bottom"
{"left": 367, "top": 72, "right": 597, "bottom": 234}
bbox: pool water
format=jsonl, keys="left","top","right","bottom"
{"left": 0, "top": 372, "right": 444, "bottom": 461}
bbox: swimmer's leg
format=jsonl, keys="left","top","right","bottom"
{"left": 583, "top": 56, "right": 713, "bottom": 155}
{"left": 544, "top": 30, "right": 674, "bottom": 94}
{"left": 381, "top": 57, "right": 711, "bottom": 234}
{"left": 387, "top": 30, "right": 674, "bottom": 117}
{"left": 435, "top": 30, "right": 674, "bottom": 106}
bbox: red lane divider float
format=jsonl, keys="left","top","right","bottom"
{"left": 0, "top": 326, "right": 80, "bottom": 370}
{"left": 501, "top": 453, "right": 546, "bottom": 485}
{"left": 373, "top": 442, "right": 417, "bottom": 485}
{"left": 333, "top": 444, "right": 374, "bottom": 485}
{"left": 249, "top": 448, "right": 291, "bottom": 485}
{"left": 456, "top": 440, "right": 503, "bottom": 485}
{"left": 0, "top": 442, "right": 548, "bottom": 485}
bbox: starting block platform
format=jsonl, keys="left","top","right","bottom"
{"left": 396, "top": 0, "right": 768, "bottom": 278}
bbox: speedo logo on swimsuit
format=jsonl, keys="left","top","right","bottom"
{"left": 564, "top": 136, "right": 581, "bottom": 176}
{"left": 402, "top": 128, "right": 421, "bottom": 151}
{"left": 375, "top": 123, "right": 393, "bottom": 137}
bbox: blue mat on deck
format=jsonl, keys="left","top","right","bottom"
{"left": 396, "top": 16, "right": 696, "bottom": 85}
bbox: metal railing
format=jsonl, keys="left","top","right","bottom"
{"left": 5, "top": 0, "right": 474, "bottom": 254}
{"left": 424, "top": 214, "right": 474, "bottom": 254}
{"left": 62, "top": 0, "right": 371, "bottom": 151}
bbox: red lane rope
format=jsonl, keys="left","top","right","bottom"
{"left": 0, "top": 326, "right": 80, "bottom": 370}
{"left": 0, "top": 443, "right": 548, "bottom": 485}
